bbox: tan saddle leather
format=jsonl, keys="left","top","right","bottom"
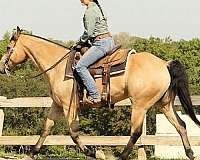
{"left": 90, "top": 46, "right": 130, "bottom": 69}
{"left": 88, "top": 46, "right": 132, "bottom": 78}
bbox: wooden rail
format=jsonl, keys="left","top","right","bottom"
{"left": 0, "top": 95, "right": 200, "bottom": 107}
{"left": 0, "top": 135, "right": 200, "bottom": 146}
{"left": 0, "top": 96, "right": 200, "bottom": 160}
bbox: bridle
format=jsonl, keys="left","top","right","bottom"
{"left": 4, "top": 34, "right": 19, "bottom": 76}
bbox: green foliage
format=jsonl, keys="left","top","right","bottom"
{"left": 79, "top": 107, "right": 131, "bottom": 136}
{"left": 0, "top": 62, "right": 49, "bottom": 98}
{"left": 0, "top": 32, "right": 10, "bottom": 57}
{"left": 113, "top": 32, "right": 142, "bottom": 48}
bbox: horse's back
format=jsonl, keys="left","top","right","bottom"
{"left": 130, "top": 52, "right": 167, "bottom": 65}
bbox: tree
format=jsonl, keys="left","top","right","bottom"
{"left": 0, "top": 31, "right": 10, "bottom": 57}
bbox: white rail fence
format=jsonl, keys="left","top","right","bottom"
{"left": 0, "top": 96, "right": 200, "bottom": 160}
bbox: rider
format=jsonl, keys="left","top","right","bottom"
{"left": 75, "top": 0, "right": 115, "bottom": 104}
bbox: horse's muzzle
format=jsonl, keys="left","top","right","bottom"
{"left": 0, "top": 62, "right": 6, "bottom": 74}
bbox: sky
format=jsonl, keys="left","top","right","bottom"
{"left": 0, "top": 0, "right": 200, "bottom": 41}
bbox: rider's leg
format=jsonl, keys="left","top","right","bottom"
{"left": 75, "top": 37, "right": 114, "bottom": 101}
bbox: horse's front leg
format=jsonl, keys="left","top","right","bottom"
{"left": 63, "top": 105, "right": 105, "bottom": 159}
{"left": 29, "top": 102, "right": 62, "bottom": 157}
{"left": 63, "top": 106, "right": 95, "bottom": 157}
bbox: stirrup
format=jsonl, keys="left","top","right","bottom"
{"left": 86, "top": 96, "right": 101, "bottom": 105}
{"left": 83, "top": 95, "right": 102, "bottom": 106}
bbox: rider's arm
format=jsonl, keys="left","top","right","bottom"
{"left": 79, "top": 5, "right": 99, "bottom": 43}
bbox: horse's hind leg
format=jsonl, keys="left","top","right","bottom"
{"left": 33, "top": 102, "right": 63, "bottom": 154}
{"left": 161, "top": 99, "right": 195, "bottom": 160}
{"left": 120, "top": 104, "right": 147, "bottom": 160}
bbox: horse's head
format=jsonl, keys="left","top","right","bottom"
{"left": 0, "top": 26, "right": 28, "bottom": 74}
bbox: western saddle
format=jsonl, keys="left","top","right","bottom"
{"left": 65, "top": 45, "right": 135, "bottom": 108}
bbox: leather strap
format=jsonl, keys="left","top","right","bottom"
{"left": 95, "top": 32, "right": 112, "bottom": 41}
{"left": 101, "top": 55, "right": 111, "bottom": 107}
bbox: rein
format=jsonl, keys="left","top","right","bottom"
{"left": 27, "top": 49, "right": 76, "bottom": 79}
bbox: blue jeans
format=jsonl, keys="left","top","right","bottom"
{"left": 75, "top": 37, "right": 115, "bottom": 99}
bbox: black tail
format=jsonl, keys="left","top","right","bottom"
{"left": 168, "top": 60, "right": 200, "bottom": 127}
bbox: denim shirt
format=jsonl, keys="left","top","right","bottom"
{"left": 80, "top": 2, "right": 109, "bottom": 43}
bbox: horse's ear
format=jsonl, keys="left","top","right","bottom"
{"left": 16, "top": 26, "right": 21, "bottom": 36}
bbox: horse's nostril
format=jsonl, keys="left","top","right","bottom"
{"left": 0, "top": 67, "right": 5, "bottom": 74}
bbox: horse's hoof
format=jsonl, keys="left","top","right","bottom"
{"left": 96, "top": 150, "right": 106, "bottom": 160}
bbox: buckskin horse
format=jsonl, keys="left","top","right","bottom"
{"left": 0, "top": 27, "right": 200, "bottom": 160}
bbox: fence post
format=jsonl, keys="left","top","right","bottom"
{"left": 0, "top": 96, "right": 6, "bottom": 136}
{"left": 137, "top": 115, "right": 146, "bottom": 160}
{"left": 0, "top": 109, "right": 4, "bottom": 136}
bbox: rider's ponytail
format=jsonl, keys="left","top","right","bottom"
{"left": 93, "top": 0, "right": 106, "bottom": 20}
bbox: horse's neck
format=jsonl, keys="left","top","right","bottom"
{"left": 21, "top": 35, "right": 69, "bottom": 77}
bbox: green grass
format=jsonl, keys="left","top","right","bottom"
{"left": 0, "top": 147, "right": 187, "bottom": 160}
